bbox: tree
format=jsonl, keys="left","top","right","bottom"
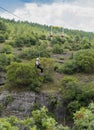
{"left": 53, "top": 44, "right": 63, "bottom": 54}
{"left": 0, "top": 54, "right": 8, "bottom": 70}
{"left": 0, "top": 34, "right": 5, "bottom": 43}
{"left": 0, "top": 21, "right": 7, "bottom": 33}
{"left": 74, "top": 49, "right": 94, "bottom": 73}
{"left": 61, "top": 76, "right": 80, "bottom": 101}
{"left": 81, "top": 37, "right": 91, "bottom": 49}
{"left": 1, "top": 45, "right": 13, "bottom": 54}
{"left": 6, "top": 62, "right": 43, "bottom": 91}
{"left": 0, "top": 107, "right": 69, "bottom": 130}
{"left": 63, "top": 49, "right": 94, "bottom": 74}
{"left": 73, "top": 102, "right": 94, "bottom": 130}
{"left": 32, "top": 106, "right": 69, "bottom": 130}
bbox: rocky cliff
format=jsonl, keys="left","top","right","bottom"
{"left": 0, "top": 91, "right": 65, "bottom": 124}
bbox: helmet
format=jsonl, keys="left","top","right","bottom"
{"left": 36, "top": 58, "right": 39, "bottom": 60}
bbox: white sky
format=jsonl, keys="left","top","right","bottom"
{"left": 0, "top": 0, "right": 94, "bottom": 32}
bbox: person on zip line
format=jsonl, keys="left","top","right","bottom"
{"left": 35, "top": 58, "right": 43, "bottom": 73}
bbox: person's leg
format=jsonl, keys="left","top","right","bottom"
{"left": 37, "top": 65, "right": 43, "bottom": 73}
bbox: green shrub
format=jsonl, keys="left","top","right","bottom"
{"left": 1, "top": 45, "right": 13, "bottom": 54}
{"left": 43, "top": 73, "right": 53, "bottom": 83}
{"left": 6, "top": 62, "right": 43, "bottom": 91}
{"left": 5, "top": 94, "right": 13, "bottom": 106}
{"left": 0, "top": 53, "right": 16, "bottom": 71}
{"left": 0, "top": 107, "right": 69, "bottom": 130}
{"left": 67, "top": 101, "right": 81, "bottom": 116}
{"left": 0, "top": 21, "right": 7, "bottom": 33}
{"left": 18, "top": 47, "right": 50, "bottom": 60}
{"left": 14, "top": 35, "right": 38, "bottom": 47}
{"left": 62, "top": 60, "right": 77, "bottom": 74}
{"left": 0, "top": 34, "right": 5, "bottom": 43}
{"left": 52, "top": 44, "right": 63, "bottom": 54}
{"left": 73, "top": 103, "right": 94, "bottom": 130}
{"left": 63, "top": 49, "right": 94, "bottom": 74}
{"left": 74, "top": 49, "right": 94, "bottom": 73}
{"left": 80, "top": 37, "right": 91, "bottom": 49}
{"left": 61, "top": 76, "right": 80, "bottom": 100}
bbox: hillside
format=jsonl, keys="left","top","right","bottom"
{"left": 0, "top": 17, "right": 94, "bottom": 129}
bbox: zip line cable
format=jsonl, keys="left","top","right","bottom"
{"left": 0, "top": 6, "right": 22, "bottom": 20}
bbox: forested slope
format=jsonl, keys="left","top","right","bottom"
{"left": 0, "top": 17, "right": 94, "bottom": 130}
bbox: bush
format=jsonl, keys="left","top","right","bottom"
{"left": 6, "top": 62, "right": 43, "bottom": 91}
{"left": 18, "top": 47, "right": 50, "bottom": 60}
{"left": 80, "top": 37, "right": 91, "bottom": 49}
{"left": 18, "top": 47, "right": 38, "bottom": 60}
{"left": 14, "top": 35, "right": 38, "bottom": 47}
{"left": 43, "top": 73, "right": 53, "bottom": 83}
{"left": 74, "top": 49, "right": 94, "bottom": 73}
{"left": 52, "top": 44, "right": 63, "bottom": 54}
{"left": 0, "top": 34, "right": 5, "bottom": 43}
{"left": 0, "top": 107, "right": 69, "bottom": 130}
{"left": 0, "top": 53, "right": 15, "bottom": 71}
{"left": 73, "top": 103, "right": 94, "bottom": 130}
{"left": 62, "top": 60, "right": 78, "bottom": 74}
{"left": 1, "top": 45, "right": 13, "bottom": 54}
{"left": 63, "top": 49, "right": 94, "bottom": 74}
{"left": 61, "top": 76, "right": 80, "bottom": 100}
{"left": 0, "top": 21, "right": 7, "bottom": 33}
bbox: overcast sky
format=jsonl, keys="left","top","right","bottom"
{"left": 0, "top": 0, "right": 94, "bottom": 32}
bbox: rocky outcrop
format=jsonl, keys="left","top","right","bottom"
{"left": 0, "top": 91, "right": 65, "bottom": 123}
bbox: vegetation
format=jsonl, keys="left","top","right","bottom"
{"left": 73, "top": 102, "right": 94, "bottom": 130}
{"left": 0, "top": 106, "right": 69, "bottom": 130}
{"left": 6, "top": 62, "right": 43, "bottom": 91}
{"left": 0, "top": 17, "right": 94, "bottom": 129}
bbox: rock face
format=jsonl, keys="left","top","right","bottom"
{"left": 0, "top": 91, "right": 65, "bottom": 123}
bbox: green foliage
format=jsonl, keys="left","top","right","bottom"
{"left": 43, "top": 73, "right": 53, "bottom": 83}
{"left": 6, "top": 62, "right": 43, "bottom": 91}
{"left": 67, "top": 101, "right": 81, "bottom": 115}
{"left": 14, "top": 34, "right": 38, "bottom": 47}
{"left": 1, "top": 45, "right": 13, "bottom": 54}
{"left": 51, "top": 36, "right": 65, "bottom": 45}
{"left": 0, "top": 17, "right": 94, "bottom": 129}
{"left": 0, "top": 34, "right": 5, "bottom": 43}
{"left": 52, "top": 44, "right": 63, "bottom": 54}
{"left": 5, "top": 94, "right": 13, "bottom": 106}
{"left": 63, "top": 49, "right": 94, "bottom": 74}
{"left": 63, "top": 41, "right": 72, "bottom": 50}
{"left": 18, "top": 45, "right": 50, "bottom": 60}
{"left": 73, "top": 102, "right": 94, "bottom": 130}
{"left": 32, "top": 106, "right": 68, "bottom": 130}
{"left": 62, "top": 60, "right": 78, "bottom": 74}
{"left": 0, "top": 53, "right": 16, "bottom": 71}
{"left": 36, "top": 58, "right": 54, "bottom": 83}
{"left": 0, "top": 107, "right": 69, "bottom": 130}
{"left": 0, "top": 21, "right": 7, "bottom": 33}
{"left": 80, "top": 37, "right": 91, "bottom": 49}
{"left": 74, "top": 49, "right": 94, "bottom": 73}
{"left": 18, "top": 47, "right": 38, "bottom": 59}
{"left": 0, "top": 54, "right": 9, "bottom": 70}
{"left": 40, "top": 58, "right": 54, "bottom": 76}
{"left": 61, "top": 76, "right": 80, "bottom": 100}
{"left": 0, "top": 117, "right": 19, "bottom": 130}
{"left": 0, "top": 54, "right": 7, "bottom": 70}
{"left": 39, "top": 34, "right": 46, "bottom": 40}
{"left": 61, "top": 76, "right": 94, "bottom": 118}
